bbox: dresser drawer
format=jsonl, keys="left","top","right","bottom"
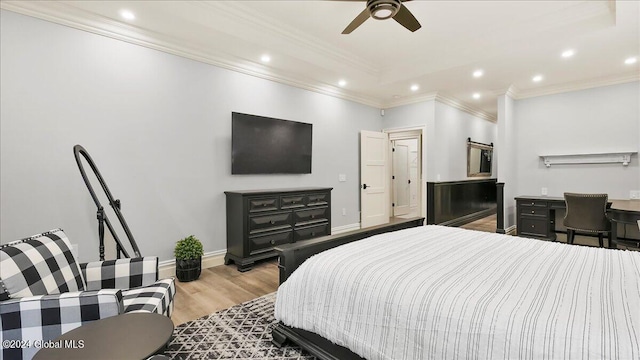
{"left": 248, "top": 197, "right": 279, "bottom": 212}
{"left": 519, "top": 207, "right": 548, "bottom": 217}
{"left": 294, "top": 206, "right": 329, "bottom": 225}
{"left": 519, "top": 217, "right": 549, "bottom": 238}
{"left": 518, "top": 200, "right": 547, "bottom": 208}
{"left": 307, "top": 193, "right": 329, "bottom": 206}
{"left": 281, "top": 195, "right": 306, "bottom": 209}
{"left": 248, "top": 212, "right": 292, "bottom": 234}
{"left": 294, "top": 223, "right": 330, "bottom": 242}
{"left": 249, "top": 230, "right": 293, "bottom": 255}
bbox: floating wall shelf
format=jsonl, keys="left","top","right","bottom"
{"left": 540, "top": 152, "right": 637, "bottom": 167}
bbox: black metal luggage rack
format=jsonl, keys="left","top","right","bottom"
{"left": 74, "top": 144, "right": 141, "bottom": 260}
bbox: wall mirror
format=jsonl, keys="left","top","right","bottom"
{"left": 467, "top": 138, "right": 493, "bottom": 177}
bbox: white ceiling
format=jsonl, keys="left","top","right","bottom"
{"left": 3, "top": 0, "right": 639, "bottom": 120}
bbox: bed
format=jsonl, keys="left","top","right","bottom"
{"left": 273, "top": 225, "right": 640, "bottom": 360}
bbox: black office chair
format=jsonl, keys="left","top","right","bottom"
{"left": 563, "top": 193, "right": 611, "bottom": 247}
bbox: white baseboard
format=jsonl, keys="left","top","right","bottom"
{"left": 159, "top": 223, "right": 361, "bottom": 278}
{"left": 158, "top": 249, "right": 226, "bottom": 279}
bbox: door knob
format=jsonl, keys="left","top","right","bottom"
{"left": 362, "top": 184, "right": 368, "bottom": 189}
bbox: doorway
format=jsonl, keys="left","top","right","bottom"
{"left": 387, "top": 129, "right": 422, "bottom": 219}
{"left": 359, "top": 128, "right": 423, "bottom": 229}
{"left": 392, "top": 138, "right": 419, "bottom": 217}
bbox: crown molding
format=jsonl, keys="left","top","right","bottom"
{"left": 0, "top": 2, "right": 383, "bottom": 108}
{"left": 435, "top": 94, "right": 497, "bottom": 122}
{"left": 1, "top": 1, "right": 631, "bottom": 123}
{"left": 382, "top": 92, "right": 439, "bottom": 109}
{"left": 382, "top": 92, "right": 496, "bottom": 123}
{"left": 513, "top": 73, "right": 640, "bottom": 100}
{"left": 492, "top": 85, "right": 520, "bottom": 99}
{"left": 198, "top": 2, "right": 380, "bottom": 77}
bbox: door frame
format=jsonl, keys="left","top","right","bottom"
{"left": 384, "top": 127, "right": 424, "bottom": 220}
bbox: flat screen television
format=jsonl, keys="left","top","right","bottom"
{"left": 232, "top": 112, "right": 312, "bottom": 174}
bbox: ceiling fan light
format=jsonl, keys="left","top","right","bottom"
{"left": 372, "top": 8, "right": 393, "bottom": 20}
{"left": 368, "top": 0, "right": 400, "bottom": 20}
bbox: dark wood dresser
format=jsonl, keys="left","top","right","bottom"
{"left": 224, "top": 187, "right": 332, "bottom": 271}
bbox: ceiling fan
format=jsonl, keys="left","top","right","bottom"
{"left": 338, "top": 0, "right": 422, "bottom": 34}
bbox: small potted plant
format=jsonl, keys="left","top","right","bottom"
{"left": 174, "top": 235, "right": 204, "bottom": 282}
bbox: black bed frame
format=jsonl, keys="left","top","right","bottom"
{"left": 271, "top": 216, "right": 425, "bottom": 359}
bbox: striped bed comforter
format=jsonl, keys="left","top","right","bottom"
{"left": 274, "top": 225, "right": 640, "bottom": 360}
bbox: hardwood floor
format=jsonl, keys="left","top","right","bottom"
{"left": 171, "top": 215, "right": 498, "bottom": 326}
{"left": 460, "top": 213, "right": 497, "bottom": 232}
{"left": 171, "top": 259, "right": 279, "bottom": 326}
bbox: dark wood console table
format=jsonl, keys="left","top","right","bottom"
{"left": 515, "top": 196, "right": 640, "bottom": 249}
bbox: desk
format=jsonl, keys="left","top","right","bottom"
{"left": 33, "top": 313, "right": 173, "bottom": 360}
{"left": 609, "top": 200, "right": 640, "bottom": 249}
{"left": 515, "top": 196, "right": 640, "bottom": 249}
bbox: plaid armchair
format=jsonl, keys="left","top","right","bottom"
{"left": 0, "top": 229, "right": 176, "bottom": 360}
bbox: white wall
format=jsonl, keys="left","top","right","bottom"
{"left": 513, "top": 82, "right": 640, "bottom": 199}
{"left": 0, "top": 10, "right": 381, "bottom": 262}
{"left": 433, "top": 102, "right": 497, "bottom": 181}
{"left": 382, "top": 99, "right": 497, "bottom": 182}
{"left": 382, "top": 100, "right": 435, "bottom": 183}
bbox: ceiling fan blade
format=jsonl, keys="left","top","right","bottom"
{"left": 393, "top": 3, "right": 421, "bottom": 32}
{"left": 342, "top": 8, "right": 371, "bottom": 34}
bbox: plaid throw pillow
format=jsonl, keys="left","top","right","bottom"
{"left": 0, "top": 229, "right": 85, "bottom": 300}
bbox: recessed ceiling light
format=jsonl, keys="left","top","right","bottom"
{"left": 625, "top": 57, "right": 637, "bottom": 65}
{"left": 120, "top": 10, "right": 135, "bottom": 21}
{"left": 338, "top": 79, "right": 347, "bottom": 87}
{"left": 561, "top": 49, "right": 575, "bottom": 58}
{"left": 532, "top": 75, "right": 543, "bottom": 82}
{"left": 260, "top": 54, "right": 271, "bottom": 63}
{"left": 473, "top": 70, "right": 484, "bottom": 78}
{"left": 472, "top": 93, "right": 481, "bottom": 99}
{"left": 410, "top": 84, "right": 419, "bottom": 92}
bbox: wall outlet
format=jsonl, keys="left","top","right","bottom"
{"left": 630, "top": 190, "right": 640, "bottom": 199}
{"left": 541, "top": 187, "right": 548, "bottom": 196}
{"left": 338, "top": 174, "right": 347, "bottom": 182}
{"left": 342, "top": 208, "right": 347, "bottom": 216}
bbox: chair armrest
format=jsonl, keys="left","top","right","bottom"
{"left": 0, "top": 289, "right": 123, "bottom": 360}
{"left": 81, "top": 257, "right": 159, "bottom": 291}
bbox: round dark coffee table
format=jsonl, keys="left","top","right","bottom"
{"left": 33, "top": 313, "right": 174, "bottom": 360}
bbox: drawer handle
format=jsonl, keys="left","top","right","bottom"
{"left": 531, "top": 210, "right": 535, "bottom": 214}
{"left": 311, "top": 214, "right": 315, "bottom": 219}
{"left": 531, "top": 225, "right": 535, "bottom": 228}
{"left": 531, "top": 202, "right": 535, "bottom": 206}
{"left": 311, "top": 232, "right": 315, "bottom": 237}
{"left": 270, "top": 240, "right": 275, "bottom": 245}
{"left": 270, "top": 220, "right": 276, "bottom": 225}
{"left": 263, "top": 203, "right": 268, "bottom": 207}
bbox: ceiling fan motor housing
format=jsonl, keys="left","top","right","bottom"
{"left": 367, "top": 0, "right": 401, "bottom": 20}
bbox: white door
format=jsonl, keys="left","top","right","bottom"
{"left": 392, "top": 141, "right": 410, "bottom": 216}
{"left": 360, "top": 130, "right": 390, "bottom": 228}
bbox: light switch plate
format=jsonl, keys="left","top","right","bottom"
{"left": 541, "top": 187, "right": 548, "bottom": 196}
{"left": 630, "top": 190, "right": 640, "bottom": 199}
{"left": 339, "top": 174, "right": 347, "bottom": 182}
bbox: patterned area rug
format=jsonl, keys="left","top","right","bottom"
{"left": 164, "top": 292, "right": 316, "bottom": 359}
